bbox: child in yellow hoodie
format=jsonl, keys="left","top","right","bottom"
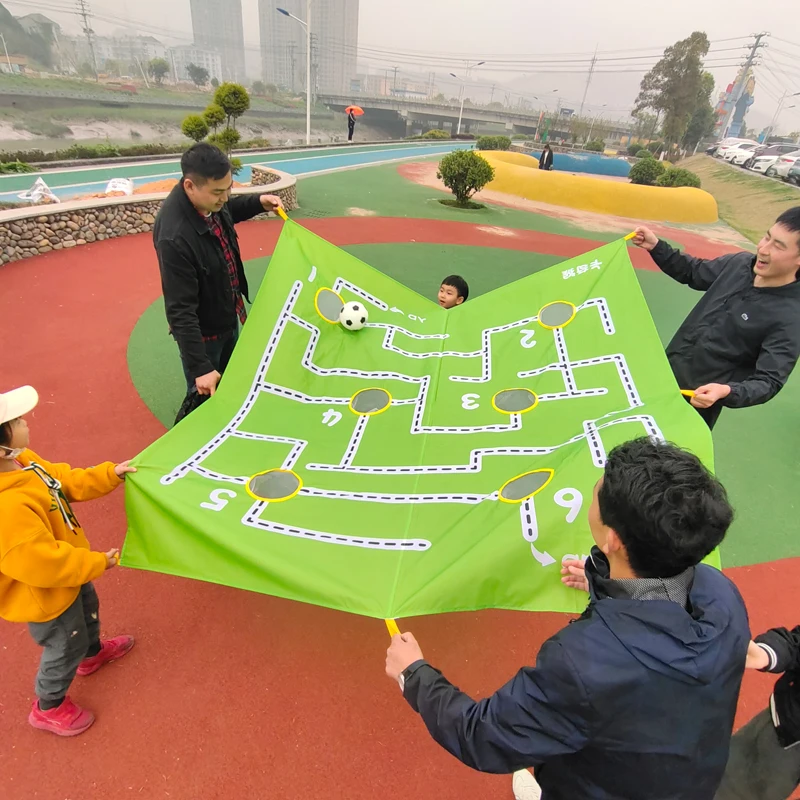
{"left": 0, "top": 385, "right": 136, "bottom": 737}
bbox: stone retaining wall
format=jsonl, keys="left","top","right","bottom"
{"left": 0, "top": 166, "right": 296, "bottom": 265}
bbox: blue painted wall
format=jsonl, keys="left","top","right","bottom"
{"left": 529, "top": 150, "right": 632, "bottom": 178}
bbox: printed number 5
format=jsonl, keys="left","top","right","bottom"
{"left": 201, "top": 488, "right": 237, "bottom": 511}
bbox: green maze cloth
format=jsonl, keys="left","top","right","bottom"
{"left": 122, "top": 220, "right": 713, "bottom": 619}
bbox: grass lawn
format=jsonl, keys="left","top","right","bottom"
{"left": 681, "top": 154, "right": 800, "bottom": 243}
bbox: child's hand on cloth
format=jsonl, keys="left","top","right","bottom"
{"left": 104, "top": 548, "right": 120, "bottom": 569}
{"left": 114, "top": 461, "right": 137, "bottom": 479}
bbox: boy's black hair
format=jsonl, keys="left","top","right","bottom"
{"left": 181, "top": 142, "right": 231, "bottom": 186}
{"left": 0, "top": 421, "right": 12, "bottom": 448}
{"left": 441, "top": 274, "right": 469, "bottom": 302}
{"left": 598, "top": 437, "right": 733, "bottom": 579}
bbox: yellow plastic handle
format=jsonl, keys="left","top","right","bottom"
{"left": 680, "top": 389, "right": 696, "bottom": 398}
{"left": 385, "top": 618, "right": 400, "bottom": 637}
{"left": 276, "top": 206, "right": 289, "bottom": 221}
{"left": 624, "top": 231, "right": 636, "bottom": 241}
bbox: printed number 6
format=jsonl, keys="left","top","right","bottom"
{"left": 201, "top": 488, "right": 237, "bottom": 511}
{"left": 554, "top": 489, "right": 583, "bottom": 523}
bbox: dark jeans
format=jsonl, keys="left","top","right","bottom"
{"left": 714, "top": 708, "right": 800, "bottom": 800}
{"left": 179, "top": 327, "right": 240, "bottom": 392}
{"left": 28, "top": 584, "right": 100, "bottom": 704}
{"left": 348, "top": 123, "right": 355, "bottom": 141}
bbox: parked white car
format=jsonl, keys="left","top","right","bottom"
{"left": 746, "top": 144, "right": 800, "bottom": 172}
{"left": 716, "top": 138, "right": 759, "bottom": 159}
{"left": 727, "top": 143, "right": 762, "bottom": 164}
{"left": 772, "top": 150, "right": 800, "bottom": 179}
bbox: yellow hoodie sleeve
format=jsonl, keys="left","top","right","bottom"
{"left": 25, "top": 450, "right": 122, "bottom": 503}
{"left": 1, "top": 528, "right": 107, "bottom": 589}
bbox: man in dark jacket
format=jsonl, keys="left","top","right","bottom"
{"left": 385, "top": 437, "right": 750, "bottom": 800}
{"left": 715, "top": 625, "right": 800, "bottom": 800}
{"left": 153, "top": 142, "right": 283, "bottom": 402}
{"left": 632, "top": 207, "right": 800, "bottom": 429}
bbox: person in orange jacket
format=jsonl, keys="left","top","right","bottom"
{"left": 0, "top": 385, "right": 136, "bottom": 737}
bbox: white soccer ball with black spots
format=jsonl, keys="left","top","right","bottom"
{"left": 339, "top": 301, "right": 368, "bottom": 331}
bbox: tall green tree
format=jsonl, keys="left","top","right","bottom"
{"left": 186, "top": 63, "right": 209, "bottom": 87}
{"left": 148, "top": 57, "right": 170, "bottom": 85}
{"left": 682, "top": 71, "right": 717, "bottom": 149}
{"left": 635, "top": 32, "right": 710, "bottom": 146}
{"left": 203, "top": 103, "right": 226, "bottom": 134}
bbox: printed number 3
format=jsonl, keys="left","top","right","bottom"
{"left": 461, "top": 393, "right": 480, "bottom": 410}
{"left": 201, "top": 488, "right": 237, "bottom": 511}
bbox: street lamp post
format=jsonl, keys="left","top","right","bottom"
{"left": 449, "top": 60, "right": 485, "bottom": 136}
{"left": 587, "top": 104, "right": 607, "bottom": 141}
{"left": 766, "top": 91, "right": 800, "bottom": 141}
{"left": 277, "top": 3, "right": 311, "bottom": 146}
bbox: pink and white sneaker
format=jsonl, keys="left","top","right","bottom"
{"left": 29, "top": 696, "right": 95, "bottom": 737}
{"left": 77, "top": 635, "right": 135, "bottom": 676}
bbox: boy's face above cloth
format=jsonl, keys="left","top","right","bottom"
{"left": 438, "top": 284, "right": 464, "bottom": 309}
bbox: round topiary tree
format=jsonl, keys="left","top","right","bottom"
{"left": 627, "top": 142, "right": 644, "bottom": 157}
{"left": 181, "top": 114, "right": 209, "bottom": 143}
{"left": 436, "top": 150, "right": 494, "bottom": 207}
{"left": 203, "top": 104, "right": 226, "bottom": 134}
{"left": 629, "top": 158, "right": 666, "bottom": 186}
{"left": 213, "top": 82, "right": 251, "bottom": 129}
{"left": 584, "top": 140, "right": 604, "bottom": 152}
{"left": 422, "top": 129, "right": 449, "bottom": 139}
{"left": 657, "top": 167, "right": 702, "bottom": 188}
{"left": 636, "top": 149, "right": 654, "bottom": 159}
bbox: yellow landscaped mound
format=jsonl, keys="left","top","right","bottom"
{"left": 482, "top": 151, "right": 719, "bottom": 224}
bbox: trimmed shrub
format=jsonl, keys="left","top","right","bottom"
{"left": 629, "top": 158, "right": 666, "bottom": 185}
{"left": 0, "top": 160, "right": 35, "bottom": 174}
{"left": 627, "top": 142, "right": 645, "bottom": 157}
{"left": 647, "top": 140, "right": 664, "bottom": 154}
{"left": 422, "top": 129, "right": 449, "bottom": 139}
{"left": 657, "top": 167, "right": 702, "bottom": 188}
{"left": 584, "top": 140, "right": 605, "bottom": 152}
{"left": 436, "top": 150, "right": 494, "bottom": 205}
{"left": 476, "top": 135, "right": 511, "bottom": 151}
{"left": 636, "top": 149, "right": 654, "bottom": 159}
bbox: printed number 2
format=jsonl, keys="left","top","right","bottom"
{"left": 554, "top": 489, "right": 583, "bottom": 523}
{"left": 461, "top": 393, "right": 480, "bottom": 410}
{"left": 520, "top": 330, "right": 537, "bottom": 349}
{"left": 201, "top": 489, "right": 237, "bottom": 511}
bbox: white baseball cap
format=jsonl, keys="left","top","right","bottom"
{"left": 0, "top": 386, "right": 39, "bottom": 425}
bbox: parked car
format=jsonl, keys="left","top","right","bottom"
{"left": 745, "top": 143, "right": 800, "bottom": 171}
{"left": 717, "top": 139, "right": 759, "bottom": 159}
{"left": 787, "top": 163, "right": 800, "bottom": 185}
{"left": 727, "top": 143, "right": 762, "bottom": 164}
{"left": 772, "top": 150, "right": 800, "bottom": 179}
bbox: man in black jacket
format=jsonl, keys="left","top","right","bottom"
{"left": 385, "top": 438, "right": 750, "bottom": 800}
{"left": 714, "top": 625, "right": 800, "bottom": 800}
{"left": 153, "top": 143, "right": 283, "bottom": 401}
{"left": 632, "top": 207, "right": 800, "bottom": 429}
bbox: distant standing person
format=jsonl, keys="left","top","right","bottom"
{"left": 538, "top": 143, "right": 554, "bottom": 171}
{"left": 632, "top": 207, "right": 800, "bottom": 429}
{"left": 153, "top": 143, "right": 284, "bottom": 414}
{"left": 347, "top": 108, "right": 357, "bottom": 142}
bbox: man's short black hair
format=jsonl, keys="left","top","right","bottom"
{"left": 441, "top": 274, "right": 469, "bottom": 301}
{"left": 775, "top": 206, "right": 800, "bottom": 240}
{"left": 181, "top": 142, "right": 231, "bottom": 185}
{"left": 598, "top": 437, "right": 733, "bottom": 579}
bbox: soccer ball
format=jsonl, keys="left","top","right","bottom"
{"left": 339, "top": 301, "right": 368, "bottom": 331}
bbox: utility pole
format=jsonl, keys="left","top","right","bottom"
{"left": 75, "top": 0, "right": 98, "bottom": 81}
{"left": 720, "top": 32, "right": 769, "bottom": 138}
{"left": 490, "top": 83, "right": 496, "bottom": 104}
{"left": 579, "top": 45, "right": 597, "bottom": 116}
{"left": 392, "top": 65, "right": 399, "bottom": 93}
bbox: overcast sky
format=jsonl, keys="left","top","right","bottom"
{"left": 7, "top": 0, "right": 800, "bottom": 132}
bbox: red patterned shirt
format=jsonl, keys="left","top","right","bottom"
{"left": 203, "top": 211, "right": 246, "bottom": 341}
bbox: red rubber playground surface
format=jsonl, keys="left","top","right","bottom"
{"left": 1, "top": 213, "right": 799, "bottom": 800}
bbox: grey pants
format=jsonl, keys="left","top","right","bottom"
{"left": 27, "top": 584, "right": 101, "bottom": 703}
{"left": 715, "top": 708, "right": 800, "bottom": 800}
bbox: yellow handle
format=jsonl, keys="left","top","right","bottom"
{"left": 680, "top": 389, "right": 695, "bottom": 398}
{"left": 276, "top": 206, "right": 289, "bottom": 221}
{"left": 385, "top": 618, "right": 400, "bottom": 637}
{"left": 624, "top": 231, "right": 636, "bottom": 241}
